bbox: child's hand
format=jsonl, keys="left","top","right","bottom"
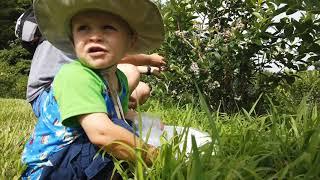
{"left": 147, "top": 53, "right": 166, "bottom": 68}
{"left": 149, "top": 66, "right": 164, "bottom": 77}
{"left": 124, "top": 109, "right": 137, "bottom": 121}
{"left": 143, "top": 144, "right": 159, "bottom": 166}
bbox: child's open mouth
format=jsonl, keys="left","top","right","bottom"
{"left": 87, "top": 46, "right": 107, "bottom": 57}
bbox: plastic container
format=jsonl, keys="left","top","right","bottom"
{"left": 133, "top": 112, "right": 164, "bottom": 147}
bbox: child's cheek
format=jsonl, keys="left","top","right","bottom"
{"left": 74, "top": 42, "right": 84, "bottom": 57}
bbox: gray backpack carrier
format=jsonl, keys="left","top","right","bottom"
{"left": 15, "top": 7, "right": 44, "bottom": 54}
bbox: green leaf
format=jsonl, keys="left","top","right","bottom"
{"left": 286, "top": 8, "right": 297, "bottom": 16}
{"left": 309, "top": 43, "right": 320, "bottom": 53}
{"left": 284, "top": 24, "right": 294, "bottom": 37}
{"left": 189, "top": 136, "right": 203, "bottom": 180}
{"left": 253, "top": 12, "right": 263, "bottom": 20}
{"left": 274, "top": 4, "right": 289, "bottom": 15}
{"left": 213, "top": 51, "right": 221, "bottom": 60}
{"left": 301, "top": 33, "right": 314, "bottom": 43}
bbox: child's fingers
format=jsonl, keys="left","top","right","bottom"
{"left": 151, "top": 67, "right": 161, "bottom": 76}
{"left": 149, "top": 53, "right": 166, "bottom": 67}
{"left": 128, "top": 96, "right": 137, "bottom": 109}
{"left": 144, "top": 145, "right": 159, "bottom": 166}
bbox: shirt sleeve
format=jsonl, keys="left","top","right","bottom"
{"left": 53, "top": 62, "right": 107, "bottom": 127}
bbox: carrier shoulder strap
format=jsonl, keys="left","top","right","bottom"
{"left": 15, "top": 7, "right": 45, "bottom": 54}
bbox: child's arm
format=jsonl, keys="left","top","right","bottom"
{"left": 137, "top": 66, "right": 162, "bottom": 77}
{"left": 78, "top": 112, "right": 157, "bottom": 165}
{"left": 120, "top": 53, "right": 166, "bottom": 67}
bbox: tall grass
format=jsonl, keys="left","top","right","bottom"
{"left": 0, "top": 99, "right": 35, "bottom": 179}
{"left": 115, "top": 96, "right": 320, "bottom": 179}
{"left": 1, "top": 97, "right": 320, "bottom": 179}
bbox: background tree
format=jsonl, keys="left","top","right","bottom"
{"left": 0, "top": 0, "right": 32, "bottom": 98}
{"left": 0, "top": 0, "right": 31, "bottom": 49}
{"left": 1, "top": 0, "right": 320, "bottom": 111}
{"left": 151, "top": 0, "right": 320, "bottom": 113}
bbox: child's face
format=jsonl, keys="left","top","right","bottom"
{"left": 71, "top": 10, "right": 134, "bottom": 69}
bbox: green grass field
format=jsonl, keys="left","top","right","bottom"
{"left": 0, "top": 99, "right": 35, "bottom": 179}
{"left": 1, "top": 98, "right": 320, "bottom": 179}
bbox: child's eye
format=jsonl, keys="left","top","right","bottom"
{"left": 77, "top": 25, "right": 89, "bottom": 32}
{"left": 103, "top": 25, "right": 117, "bottom": 31}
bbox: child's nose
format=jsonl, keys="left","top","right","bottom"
{"left": 89, "top": 31, "right": 103, "bottom": 42}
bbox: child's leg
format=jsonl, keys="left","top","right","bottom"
{"left": 39, "top": 134, "right": 117, "bottom": 179}
{"left": 117, "top": 64, "right": 151, "bottom": 108}
{"left": 131, "top": 82, "right": 151, "bottom": 106}
{"left": 117, "top": 63, "right": 140, "bottom": 93}
{"left": 39, "top": 118, "right": 138, "bottom": 179}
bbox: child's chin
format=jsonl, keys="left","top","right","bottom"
{"left": 87, "top": 59, "right": 111, "bottom": 68}
{"left": 91, "top": 63, "right": 114, "bottom": 69}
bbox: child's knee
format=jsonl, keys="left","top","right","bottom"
{"left": 137, "top": 82, "right": 151, "bottom": 97}
{"left": 132, "top": 82, "right": 151, "bottom": 104}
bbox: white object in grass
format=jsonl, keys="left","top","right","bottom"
{"left": 134, "top": 113, "right": 212, "bottom": 154}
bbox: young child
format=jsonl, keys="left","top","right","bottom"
{"left": 21, "top": 0, "right": 164, "bottom": 179}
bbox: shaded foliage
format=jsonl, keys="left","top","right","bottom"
{"left": 0, "top": 43, "right": 31, "bottom": 98}
{"left": 267, "top": 70, "right": 320, "bottom": 114}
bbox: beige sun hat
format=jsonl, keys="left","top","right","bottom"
{"left": 33, "top": 0, "right": 165, "bottom": 54}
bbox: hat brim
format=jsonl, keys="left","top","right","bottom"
{"left": 33, "top": 0, "right": 165, "bottom": 55}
